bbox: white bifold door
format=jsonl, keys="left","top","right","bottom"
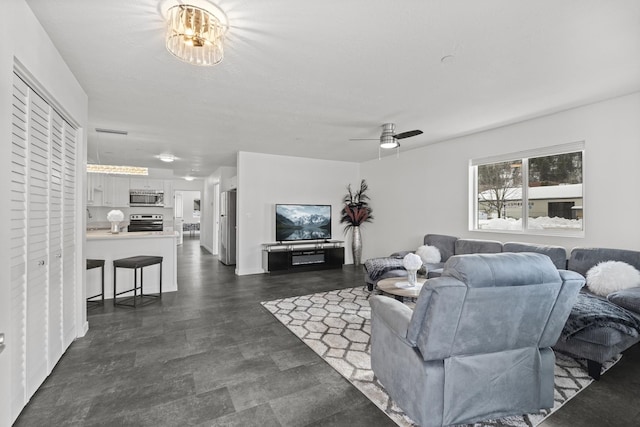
{"left": 9, "top": 72, "right": 78, "bottom": 423}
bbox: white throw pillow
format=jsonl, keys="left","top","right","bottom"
{"left": 586, "top": 261, "right": 640, "bottom": 297}
{"left": 416, "top": 245, "right": 441, "bottom": 264}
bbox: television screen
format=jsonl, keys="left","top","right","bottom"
{"left": 276, "top": 204, "right": 332, "bottom": 241}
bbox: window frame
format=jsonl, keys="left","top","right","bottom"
{"left": 469, "top": 141, "right": 585, "bottom": 237}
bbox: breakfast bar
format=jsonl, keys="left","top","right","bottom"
{"left": 85, "top": 230, "right": 178, "bottom": 301}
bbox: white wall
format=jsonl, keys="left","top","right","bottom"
{"left": 0, "top": 0, "right": 88, "bottom": 424}
{"left": 180, "top": 191, "right": 202, "bottom": 224}
{"left": 361, "top": 93, "right": 640, "bottom": 259}
{"left": 236, "top": 151, "right": 360, "bottom": 275}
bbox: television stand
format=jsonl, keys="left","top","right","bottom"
{"left": 262, "top": 241, "right": 345, "bottom": 274}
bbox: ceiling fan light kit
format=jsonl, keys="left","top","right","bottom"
{"left": 166, "top": 3, "right": 228, "bottom": 66}
{"left": 379, "top": 134, "right": 399, "bottom": 149}
{"left": 378, "top": 123, "right": 423, "bottom": 150}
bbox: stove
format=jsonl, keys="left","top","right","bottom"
{"left": 128, "top": 214, "right": 163, "bottom": 232}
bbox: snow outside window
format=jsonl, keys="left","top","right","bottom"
{"left": 470, "top": 142, "right": 584, "bottom": 236}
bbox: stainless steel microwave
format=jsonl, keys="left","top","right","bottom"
{"left": 129, "top": 189, "right": 164, "bottom": 207}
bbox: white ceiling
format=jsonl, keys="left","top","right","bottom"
{"left": 25, "top": 0, "right": 640, "bottom": 179}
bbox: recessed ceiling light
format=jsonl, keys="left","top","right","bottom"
{"left": 158, "top": 154, "right": 176, "bottom": 163}
{"left": 184, "top": 176, "right": 195, "bottom": 181}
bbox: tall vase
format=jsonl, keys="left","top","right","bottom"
{"left": 352, "top": 226, "right": 362, "bottom": 266}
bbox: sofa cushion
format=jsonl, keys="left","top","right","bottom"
{"left": 503, "top": 242, "right": 567, "bottom": 270}
{"left": 454, "top": 238, "right": 503, "bottom": 255}
{"left": 586, "top": 261, "right": 640, "bottom": 297}
{"left": 568, "top": 247, "right": 640, "bottom": 277}
{"left": 424, "top": 234, "right": 458, "bottom": 262}
{"left": 607, "top": 287, "right": 640, "bottom": 314}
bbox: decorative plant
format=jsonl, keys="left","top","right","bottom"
{"left": 340, "top": 179, "right": 374, "bottom": 232}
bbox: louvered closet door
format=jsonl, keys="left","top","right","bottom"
{"left": 26, "top": 89, "right": 51, "bottom": 397}
{"left": 62, "top": 118, "right": 77, "bottom": 347}
{"left": 48, "top": 111, "right": 64, "bottom": 366}
{"left": 10, "top": 72, "right": 79, "bottom": 423}
{"left": 10, "top": 73, "right": 28, "bottom": 420}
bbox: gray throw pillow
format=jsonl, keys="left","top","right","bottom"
{"left": 607, "top": 287, "right": 640, "bottom": 314}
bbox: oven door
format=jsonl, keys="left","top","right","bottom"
{"left": 128, "top": 220, "right": 163, "bottom": 232}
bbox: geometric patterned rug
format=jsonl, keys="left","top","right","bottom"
{"left": 262, "top": 286, "right": 620, "bottom": 427}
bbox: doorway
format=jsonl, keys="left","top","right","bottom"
{"left": 174, "top": 190, "right": 201, "bottom": 244}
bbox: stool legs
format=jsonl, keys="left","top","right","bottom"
{"left": 87, "top": 261, "right": 105, "bottom": 305}
{"left": 113, "top": 260, "right": 162, "bottom": 308}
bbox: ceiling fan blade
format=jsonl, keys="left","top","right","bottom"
{"left": 394, "top": 130, "right": 423, "bottom": 139}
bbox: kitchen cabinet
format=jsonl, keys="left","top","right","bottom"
{"left": 86, "top": 173, "right": 104, "bottom": 205}
{"left": 130, "top": 177, "right": 163, "bottom": 190}
{"left": 163, "top": 180, "right": 174, "bottom": 208}
{"left": 103, "top": 176, "right": 130, "bottom": 207}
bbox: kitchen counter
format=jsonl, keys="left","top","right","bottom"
{"left": 85, "top": 230, "right": 178, "bottom": 300}
{"left": 87, "top": 230, "right": 178, "bottom": 240}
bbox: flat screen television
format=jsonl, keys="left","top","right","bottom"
{"left": 275, "top": 204, "right": 332, "bottom": 242}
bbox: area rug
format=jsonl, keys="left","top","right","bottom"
{"left": 261, "top": 286, "right": 620, "bottom": 427}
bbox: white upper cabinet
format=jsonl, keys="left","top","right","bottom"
{"left": 163, "top": 180, "right": 174, "bottom": 208}
{"left": 130, "top": 177, "right": 163, "bottom": 190}
{"left": 103, "top": 176, "right": 130, "bottom": 207}
{"left": 86, "top": 173, "right": 104, "bottom": 205}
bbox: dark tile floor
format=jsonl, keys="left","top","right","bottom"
{"left": 14, "top": 236, "right": 640, "bottom": 426}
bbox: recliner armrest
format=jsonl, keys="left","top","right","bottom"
{"left": 558, "top": 269, "right": 586, "bottom": 288}
{"left": 370, "top": 295, "right": 413, "bottom": 342}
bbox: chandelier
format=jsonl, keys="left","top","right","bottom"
{"left": 166, "top": 4, "right": 227, "bottom": 66}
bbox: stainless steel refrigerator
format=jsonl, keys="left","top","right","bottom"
{"left": 219, "top": 190, "right": 236, "bottom": 265}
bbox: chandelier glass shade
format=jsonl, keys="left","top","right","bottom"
{"left": 166, "top": 4, "right": 227, "bottom": 66}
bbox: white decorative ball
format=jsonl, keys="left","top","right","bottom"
{"left": 416, "top": 245, "right": 442, "bottom": 264}
{"left": 586, "top": 261, "right": 640, "bottom": 297}
{"left": 107, "top": 209, "right": 124, "bottom": 222}
{"left": 403, "top": 253, "right": 423, "bottom": 270}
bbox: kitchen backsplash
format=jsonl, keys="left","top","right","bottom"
{"left": 87, "top": 206, "right": 174, "bottom": 228}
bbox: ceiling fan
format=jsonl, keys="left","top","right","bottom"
{"left": 350, "top": 123, "right": 423, "bottom": 150}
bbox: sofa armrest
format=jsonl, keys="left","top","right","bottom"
{"left": 370, "top": 295, "right": 413, "bottom": 341}
{"left": 389, "top": 250, "right": 412, "bottom": 258}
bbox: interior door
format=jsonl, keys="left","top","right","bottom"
{"left": 174, "top": 191, "right": 184, "bottom": 245}
{"left": 7, "top": 71, "right": 29, "bottom": 426}
{"left": 48, "top": 110, "right": 64, "bottom": 368}
{"left": 26, "top": 88, "right": 50, "bottom": 397}
{"left": 62, "top": 122, "right": 77, "bottom": 347}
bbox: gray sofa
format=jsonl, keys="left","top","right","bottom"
{"left": 365, "top": 235, "right": 640, "bottom": 379}
{"left": 370, "top": 252, "right": 583, "bottom": 426}
{"left": 552, "top": 247, "right": 640, "bottom": 378}
{"left": 364, "top": 234, "right": 568, "bottom": 290}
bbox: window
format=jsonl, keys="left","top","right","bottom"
{"left": 471, "top": 142, "right": 584, "bottom": 235}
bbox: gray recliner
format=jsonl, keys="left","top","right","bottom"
{"left": 370, "top": 252, "right": 584, "bottom": 427}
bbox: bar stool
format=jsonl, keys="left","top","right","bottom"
{"left": 113, "top": 255, "right": 163, "bottom": 308}
{"left": 86, "top": 259, "right": 105, "bottom": 305}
